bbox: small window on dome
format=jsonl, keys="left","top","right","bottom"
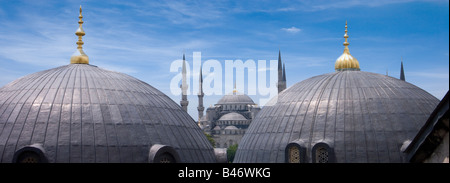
{"left": 288, "top": 146, "right": 301, "bottom": 163}
{"left": 17, "top": 151, "right": 41, "bottom": 163}
{"left": 13, "top": 144, "right": 48, "bottom": 163}
{"left": 159, "top": 152, "right": 176, "bottom": 163}
{"left": 312, "top": 142, "right": 334, "bottom": 163}
{"left": 285, "top": 141, "right": 306, "bottom": 163}
{"left": 315, "top": 147, "right": 329, "bottom": 163}
{"left": 148, "top": 144, "right": 181, "bottom": 163}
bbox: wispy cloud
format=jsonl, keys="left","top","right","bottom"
{"left": 281, "top": 27, "right": 301, "bottom": 34}
{"left": 109, "top": 0, "right": 227, "bottom": 28}
{"left": 301, "top": 0, "right": 448, "bottom": 12}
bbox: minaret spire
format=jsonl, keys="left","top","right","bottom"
{"left": 277, "top": 49, "right": 286, "bottom": 93}
{"left": 70, "top": 5, "right": 89, "bottom": 64}
{"left": 343, "top": 20, "right": 350, "bottom": 54}
{"left": 400, "top": 57, "right": 406, "bottom": 81}
{"left": 197, "top": 64, "right": 204, "bottom": 122}
{"left": 180, "top": 53, "right": 189, "bottom": 112}
{"left": 233, "top": 79, "right": 237, "bottom": 95}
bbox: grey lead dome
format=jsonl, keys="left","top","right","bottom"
{"left": 217, "top": 92, "right": 255, "bottom": 105}
{"left": 234, "top": 71, "right": 439, "bottom": 163}
{"left": 0, "top": 64, "right": 216, "bottom": 163}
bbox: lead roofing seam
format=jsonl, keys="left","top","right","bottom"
{"left": 105, "top": 70, "right": 141, "bottom": 162}
{"left": 354, "top": 73, "right": 371, "bottom": 162}
{"left": 84, "top": 65, "right": 110, "bottom": 162}
{"left": 41, "top": 65, "right": 72, "bottom": 162}
{"left": 80, "top": 65, "right": 96, "bottom": 162}
{"left": 96, "top": 67, "right": 124, "bottom": 162}
{"left": 2, "top": 65, "right": 64, "bottom": 162}
{"left": 370, "top": 72, "right": 394, "bottom": 162}
{"left": 333, "top": 71, "right": 347, "bottom": 162}
{"left": 68, "top": 64, "right": 81, "bottom": 163}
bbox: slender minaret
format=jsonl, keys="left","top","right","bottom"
{"left": 180, "top": 53, "right": 189, "bottom": 112}
{"left": 70, "top": 6, "right": 89, "bottom": 64}
{"left": 197, "top": 64, "right": 204, "bottom": 121}
{"left": 233, "top": 81, "right": 237, "bottom": 95}
{"left": 400, "top": 57, "right": 406, "bottom": 81}
{"left": 282, "top": 62, "right": 286, "bottom": 85}
{"left": 277, "top": 50, "right": 286, "bottom": 93}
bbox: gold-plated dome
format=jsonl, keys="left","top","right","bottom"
{"left": 70, "top": 6, "right": 89, "bottom": 64}
{"left": 335, "top": 21, "right": 360, "bottom": 71}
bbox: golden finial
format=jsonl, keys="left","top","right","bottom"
{"left": 233, "top": 82, "right": 237, "bottom": 95}
{"left": 335, "top": 21, "right": 360, "bottom": 71}
{"left": 70, "top": 5, "right": 89, "bottom": 64}
{"left": 343, "top": 20, "right": 349, "bottom": 52}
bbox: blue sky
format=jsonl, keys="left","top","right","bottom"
{"left": 0, "top": 0, "right": 448, "bottom": 121}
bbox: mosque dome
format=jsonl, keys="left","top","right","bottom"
{"left": 234, "top": 22, "right": 440, "bottom": 163}
{"left": 218, "top": 112, "right": 247, "bottom": 121}
{"left": 217, "top": 91, "right": 255, "bottom": 105}
{"left": 0, "top": 7, "right": 215, "bottom": 163}
{"left": 224, "top": 126, "right": 239, "bottom": 130}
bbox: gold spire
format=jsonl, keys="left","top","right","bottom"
{"left": 70, "top": 5, "right": 89, "bottom": 64}
{"left": 233, "top": 82, "right": 237, "bottom": 95}
{"left": 335, "top": 21, "right": 360, "bottom": 71}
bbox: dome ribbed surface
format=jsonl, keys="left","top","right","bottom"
{"left": 0, "top": 64, "right": 215, "bottom": 163}
{"left": 217, "top": 92, "right": 255, "bottom": 105}
{"left": 234, "top": 71, "right": 439, "bottom": 163}
{"left": 218, "top": 112, "right": 247, "bottom": 121}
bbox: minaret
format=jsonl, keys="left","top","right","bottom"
{"left": 233, "top": 81, "right": 237, "bottom": 95}
{"left": 70, "top": 6, "right": 89, "bottom": 64}
{"left": 335, "top": 21, "right": 360, "bottom": 71}
{"left": 180, "top": 53, "right": 189, "bottom": 112}
{"left": 277, "top": 50, "right": 287, "bottom": 93}
{"left": 400, "top": 57, "right": 406, "bottom": 81}
{"left": 197, "top": 64, "right": 204, "bottom": 121}
{"left": 282, "top": 62, "right": 286, "bottom": 85}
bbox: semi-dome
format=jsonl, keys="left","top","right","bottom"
{"left": 217, "top": 91, "right": 255, "bottom": 105}
{"left": 218, "top": 112, "right": 247, "bottom": 121}
{"left": 234, "top": 71, "right": 439, "bottom": 163}
{"left": 0, "top": 7, "right": 215, "bottom": 163}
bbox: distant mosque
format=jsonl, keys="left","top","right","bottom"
{"left": 179, "top": 49, "right": 287, "bottom": 149}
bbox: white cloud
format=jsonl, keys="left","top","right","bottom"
{"left": 281, "top": 27, "right": 301, "bottom": 34}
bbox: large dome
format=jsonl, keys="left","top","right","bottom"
{"left": 234, "top": 71, "right": 439, "bottom": 163}
{"left": 217, "top": 92, "right": 255, "bottom": 105}
{"left": 218, "top": 112, "right": 247, "bottom": 121}
{"left": 0, "top": 64, "right": 216, "bottom": 163}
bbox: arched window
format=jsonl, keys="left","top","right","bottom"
{"left": 17, "top": 151, "right": 41, "bottom": 163}
{"left": 13, "top": 144, "right": 48, "bottom": 163}
{"left": 148, "top": 144, "right": 181, "bottom": 163}
{"left": 315, "top": 147, "right": 329, "bottom": 163}
{"left": 158, "top": 152, "right": 176, "bottom": 163}
{"left": 285, "top": 140, "right": 306, "bottom": 163}
{"left": 312, "top": 142, "right": 334, "bottom": 163}
{"left": 288, "top": 146, "right": 301, "bottom": 163}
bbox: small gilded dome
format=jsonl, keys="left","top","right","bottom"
{"left": 335, "top": 50, "right": 360, "bottom": 71}
{"left": 335, "top": 21, "right": 360, "bottom": 71}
